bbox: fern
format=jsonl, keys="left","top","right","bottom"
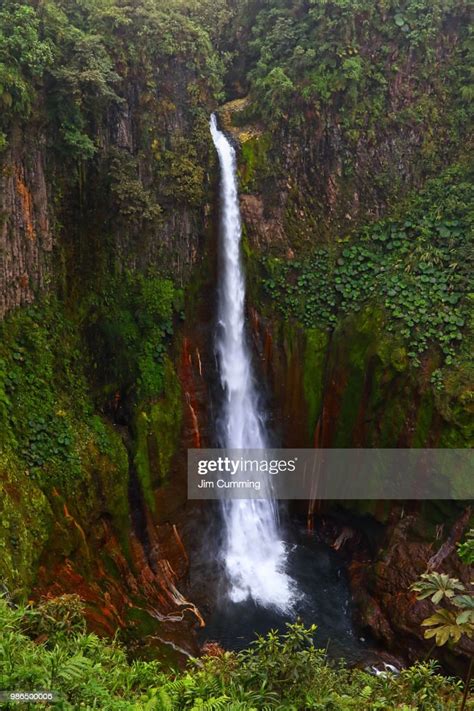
{"left": 151, "top": 688, "right": 174, "bottom": 711}
{"left": 191, "top": 695, "right": 231, "bottom": 711}
{"left": 56, "top": 654, "right": 94, "bottom": 684}
{"left": 0, "top": 599, "right": 468, "bottom": 708}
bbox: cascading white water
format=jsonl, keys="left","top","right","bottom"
{"left": 210, "top": 114, "right": 294, "bottom": 610}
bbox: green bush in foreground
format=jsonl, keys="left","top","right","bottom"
{"left": 0, "top": 596, "right": 471, "bottom": 710}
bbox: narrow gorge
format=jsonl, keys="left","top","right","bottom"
{"left": 0, "top": 1, "right": 472, "bottom": 708}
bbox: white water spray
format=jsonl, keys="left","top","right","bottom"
{"left": 210, "top": 114, "right": 294, "bottom": 610}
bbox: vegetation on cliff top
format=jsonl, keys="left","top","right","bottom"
{"left": 1, "top": 595, "right": 471, "bottom": 710}
{"left": 238, "top": 0, "right": 471, "bottom": 139}
{"left": 0, "top": 0, "right": 230, "bottom": 238}
{"left": 0, "top": 0, "right": 228, "bottom": 155}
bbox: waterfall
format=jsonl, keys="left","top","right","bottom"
{"left": 210, "top": 114, "right": 294, "bottom": 610}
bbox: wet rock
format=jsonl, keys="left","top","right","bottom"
{"left": 350, "top": 508, "right": 474, "bottom": 668}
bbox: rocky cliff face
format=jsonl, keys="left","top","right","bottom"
{"left": 0, "top": 98, "right": 215, "bottom": 320}
{"left": 223, "top": 1, "right": 470, "bottom": 252}
{"left": 0, "top": 5, "right": 220, "bottom": 661}
{"left": 254, "top": 309, "right": 471, "bottom": 451}
{"left": 0, "top": 0, "right": 471, "bottom": 667}
{"left": 0, "top": 127, "right": 52, "bottom": 317}
{"left": 246, "top": 309, "right": 473, "bottom": 666}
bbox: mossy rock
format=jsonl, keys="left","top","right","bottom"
{"left": 0, "top": 453, "right": 53, "bottom": 597}
{"left": 303, "top": 327, "right": 329, "bottom": 437}
{"left": 134, "top": 358, "right": 183, "bottom": 514}
{"left": 238, "top": 133, "right": 272, "bottom": 193}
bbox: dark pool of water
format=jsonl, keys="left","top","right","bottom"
{"left": 197, "top": 523, "right": 373, "bottom": 664}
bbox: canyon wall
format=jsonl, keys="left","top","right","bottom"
{"left": 0, "top": 0, "right": 471, "bottom": 664}
{"left": 0, "top": 66, "right": 215, "bottom": 319}
{"left": 0, "top": 2, "right": 222, "bottom": 661}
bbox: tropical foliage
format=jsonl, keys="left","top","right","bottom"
{"left": 238, "top": 0, "right": 472, "bottom": 142}
{"left": 458, "top": 529, "right": 474, "bottom": 566}
{"left": 411, "top": 528, "right": 474, "bottom": 709}
{"left": 411, "top": 530, "right": 474, "bottom": 646}
{"left": 0, "top": 0, "right": 227, "bottom": 153}
{"left": 261, "top": 162, "right": 473, "bottom": 374}
{"left": 0, "top": 597, "right": 471, "bottom": 710}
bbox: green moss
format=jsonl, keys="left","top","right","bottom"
{"left": 149, "top": 359, "right": 183, "bottom": 483}
{"left": 330, "top": 310, "right": 376, "bottom": 446}
{"left": 435, "top": 316, "right": 474, "bottom": 447}
{"left": 85, "top": 271, "right": 181, "bottom": 403}
{"left": 87, "top": 432, "right": 131, "bottom": 553}
{"left": 183, "top": 231, "right": 215, "bottom": 325}
{"left": 239, "top": 133, "right": 272, "bottom": 193}
{"left": 134, "top": 358, "right": 183, "bottom": 513}
{"left": 0, "top": 298, "right": 134, "bottom": 593}
{"left": 412, "top": 394, "right": 435, "bottom": 447}
{"left": 377, "top": 338, "right": 408, "bottom": 373}
{"left": 377, "top": 394, "right": 407, "bottom": 447}
{"left": 331, "top": 368, "right": 366, "bottom": 447}
{"left": 134, "top": 410, "right": 155, "bottom": 513}
{"left": 302, "top": 328, "right": 329, "bottom": 436}
{"left": 0, "top": 453, "right": 53, "bottom": 597}
{"left": 124, "top": 605, "right": 161, "bottom": 640}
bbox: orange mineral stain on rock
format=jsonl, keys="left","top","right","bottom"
{"left": 33, "top": 513, "right": 204, "bottom": 658}
{"left": 62, "top": 503, "right": 89, "bottom": 554}
{"left": 16, "top": 169, "right": 36, "bottom": 241}
{"left": 181, "top": 337, "right": 202, "bottom": 448}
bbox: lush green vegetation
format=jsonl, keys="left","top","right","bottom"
{"left": 1, "top": 595, "right": 471, "bottom": 710}
{"left": 0, "top": 299, "right": 100, "bottom": 488}
{"left": 236, "top": 0, "right": 471, "bottom": 141}
{"left": 0, "top": 269, "right": 182, "bottom": 594}
{"left": 0, "top": 0, "right": 473, "bottom": 701}
{"left": 0, "top": 0, "right": 227, "bottom": 154}
{"left": 0, "top": 0, "right": 232, "bottom": 227}
{"left": 7, "top": 0, "right": 470, "bottom": 155}
{"left": 412, "top": 529, "right": 474, "bottom": 648}
{"left": 458, "top": 529, "right": 474, "bottom": 566}
{"left": 411, "top": 529, "right": 474, "bottom": 710}
{"left": 0, "top": 295, "right": 131, "bottom": 593}
{"left": 261, "top": 162, "right": 473, "bottom": 376}
{"left": 84, "top": 271, "right": 182, "bottom": 402}
{"left": 0, "top": 269, "right": 181, "bottom": 488}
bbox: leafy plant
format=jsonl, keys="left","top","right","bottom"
{"left": 458, "top": 529, "right": 474, "bottom": 565}
{"left": 411, "top": 572, "right": 465, "bottom": 604}
{"left": 411, "top": 529, "right": 474, "bottom": 710}
{"left": 260, "top": 162, "right": 473, "bottom": 380}
{"left": 422, "top": 609, "right": 472, "bottom": 646}
{"left": 1, "top": 597, "right": 471, "bottom": 710}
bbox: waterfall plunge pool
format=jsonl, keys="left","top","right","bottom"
{"left": 186, "top": 514, "right": 376, "bottom": 665}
